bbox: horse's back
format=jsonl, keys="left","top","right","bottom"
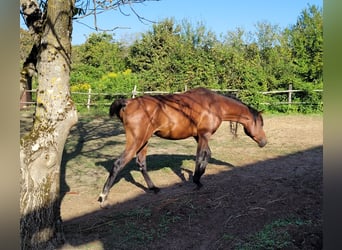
{"left": 120, "top": 88, "right": 222, "bottom": 139}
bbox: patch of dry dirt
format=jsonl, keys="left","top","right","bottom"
{"left": 21, "top": 113, "right": 323, "bottom": 249}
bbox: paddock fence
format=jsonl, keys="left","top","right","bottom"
{"left": 20, "top": 84, "right": 323, "bottom": 111}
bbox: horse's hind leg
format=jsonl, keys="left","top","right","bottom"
{"left": 193, "top": 135, "right": 211, "bottom": 189}
{"left": 98, "top": 149, "right": 135, "bottom": 207}
{"left": 136, "top": 143, "right": 160, "bottom": 193}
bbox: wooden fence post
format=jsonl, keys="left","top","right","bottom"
{"left": 288, "top": 84, "right": 292, "bottom": 105}
{"left": 132, "top": 85, "right": 137, "bottom": 98}
{"left": 87, "top": 87, "right": 91, "bottom": 110}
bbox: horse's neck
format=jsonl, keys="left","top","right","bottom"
{"left": 220, "top": 98, "right": 252, "bottom": 125}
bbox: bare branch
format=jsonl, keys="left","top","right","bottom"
{"left": 72, "top": 0, "right": 159, "bottom": 32}
{"left": 74, "top": 19, "right": 131, "bottom": 32}
{"left": 92, "top": 0, "right": 98, "bottom": 30}
{"left": 118, "top": 4, "right": 131, "bottom": 17}
{"left": 128, "top": 2, "right": 157, "bottom": 25}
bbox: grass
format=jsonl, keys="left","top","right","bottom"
{"left": 83, "top": 206, "right": 183, "bottom": 249}
{"left": 93, "top": 201, "right": 316, "bottom": 250}
{"left": 234, "top": 218, "right": 313, "bottom": 250}
{"left": 79, "top": 202, "right": 316, "bottom": 249}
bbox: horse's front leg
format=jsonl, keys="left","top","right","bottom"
{"left": 136, "top": 143, "right": 160, "bottom": 193}
{"left": 193, "top": 135, "right": 211, "bottom": 189}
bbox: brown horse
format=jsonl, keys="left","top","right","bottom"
{"left": 98, "top": 87, "right": 267, "bottom": 206}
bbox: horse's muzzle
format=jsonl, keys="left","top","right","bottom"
{"left": 258, "top": 138, "right": 267, "bottom": 148}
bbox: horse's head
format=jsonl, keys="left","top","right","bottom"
{"left": 243, "top": 110, "right": 267, "bottom": 147}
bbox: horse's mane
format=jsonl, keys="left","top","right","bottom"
{"left": 224, "top": 93, "right": 261, "bottom": 121}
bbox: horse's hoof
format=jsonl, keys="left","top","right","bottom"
{"left": 98, "top": 193, "right": 109, "bottom": 208}
{"left": 150, "top": 187, "right": 160, "bottom": 194}
{"left": 193, "top": 182, "right": 203, "bottom": 191}
{"left": 100, "top": 201, "right": 110, "bottom": 209}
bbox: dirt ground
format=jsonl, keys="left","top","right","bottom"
{"left": 20, "top": 113, "right": 323, "bottom": 249}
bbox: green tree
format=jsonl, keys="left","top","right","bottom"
{"left": 254, "top": 21, "right": 282, "bottom": 90}
{"left": 20, "top": 28, "right": 34, "bottom": 64}
{"left": 128, "top": 19, "right": 219, "bottom": 92}
{"left": 217, "top": 28, "right": 264, "bottom": 91}
{"left": 128, "top": 18, "right": 183, "bottom": 91}
{"left": 78, "top": 32, "right": 125, "bottom": 72}
{"left": 71, "top": 32, "right": 127, "bottom": 86}
{"left": 289, "top": 4, "right": 323, "bottom": 84}
{"left": 179, "top": 20, "right": 218, "bottom": 89}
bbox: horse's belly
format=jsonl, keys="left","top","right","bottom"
{"left": 154, "top": 122, "right": 196, "bottom": 140}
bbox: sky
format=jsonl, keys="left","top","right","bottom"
{"left": 21, "top": 0, "right": 323, "bottom": 45}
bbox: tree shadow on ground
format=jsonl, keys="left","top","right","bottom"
{"left": 59, "top": 145, "right": 322, "bottom": 250}
{"left": 60, "top": 117, "right": 124, "bottom": 194}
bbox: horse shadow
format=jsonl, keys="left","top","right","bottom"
{"left": 95, "top": 154, "right": 235, "bottom": 192}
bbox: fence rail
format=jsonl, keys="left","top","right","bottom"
{"left": 20, "top": 85, "right": 323, "bottom": 109}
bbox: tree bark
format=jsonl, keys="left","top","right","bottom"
{"left": 20, "top": 0, "right": 77, "bottom": 249}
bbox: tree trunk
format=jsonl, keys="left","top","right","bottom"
{"left": 20, "top": 0, "right": 77, "bottom": 249}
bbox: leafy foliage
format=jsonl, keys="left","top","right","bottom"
{"left": 67, "top": 5, "right": 323, "bottom": 114}
{"left": 20, "top": 28, "right": 34, "bottom": 65}
{"left": 289, "top": 5, "right": 323, "bottom": 84}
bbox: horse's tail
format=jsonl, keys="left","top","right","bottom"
{"left": 109, "top": 98, "right": 126, "bottom": 121}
